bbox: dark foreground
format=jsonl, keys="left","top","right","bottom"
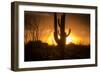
{"left": 24, "top": 41, "right": 90, "bottom": 61}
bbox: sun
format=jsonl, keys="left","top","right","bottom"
{"left": 66, "top": 36, "right": 72, "bottom": 44}
{"left": 66, "top": 35, "right": 80, "bottom": 45}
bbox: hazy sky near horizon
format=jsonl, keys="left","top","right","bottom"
{"left": 24, "top": 11, "right": 90, "bottom": 45}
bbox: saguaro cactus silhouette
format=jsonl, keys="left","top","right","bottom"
{"left": 54, "top": 13, "right": 71, "bottom": 46}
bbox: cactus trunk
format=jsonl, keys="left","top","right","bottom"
{"left": 60, "top": 13, "right": 66, "bottom": 46}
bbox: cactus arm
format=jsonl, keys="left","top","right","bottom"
{"left": 66, "top": 28, "right": 71, "bottom": 37}
{"left": 58, "top": 18, "right": 61, "bottom": 27}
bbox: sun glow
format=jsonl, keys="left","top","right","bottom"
{"left": 66, "top": 36, "right": 72, "bottom": 44}
{"left": 66, "top": 35, "right": 80, "bottom": 45}
{"left": 47, "top": 33, "right": 57, "bottom": 45}
{"left": 46, "top": 33, "right": 80, "bottom": 45}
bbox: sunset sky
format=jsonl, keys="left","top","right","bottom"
{"left": 24, "top": 11, "right": 90, "bottom": 45}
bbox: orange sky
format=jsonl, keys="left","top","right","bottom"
{"left": 24, "top": 12, "right": 90, "bottom": 45}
